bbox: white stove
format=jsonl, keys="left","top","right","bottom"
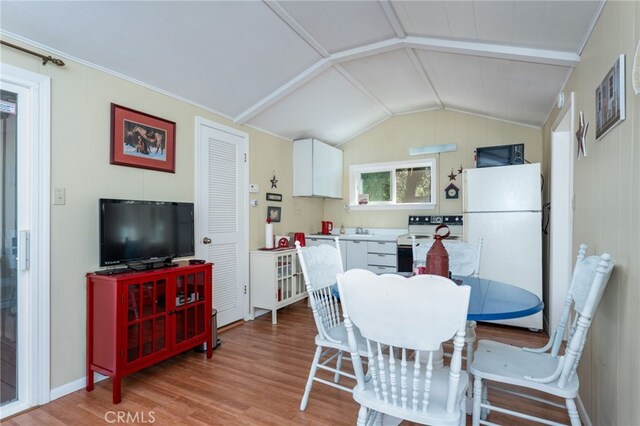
{"left": 396, "top": 215, "right": 464, "bottom": 246}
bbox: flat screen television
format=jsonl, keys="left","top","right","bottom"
{"left": 99, "top": 198, "right": 195, "bottom": 268}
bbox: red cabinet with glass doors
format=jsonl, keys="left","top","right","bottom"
{"left": 86, "top": 263, "right": 213, "bottom": 403}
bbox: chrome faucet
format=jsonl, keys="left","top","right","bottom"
{"left": 355, "top": 227, "right": 369, "bottom": 235}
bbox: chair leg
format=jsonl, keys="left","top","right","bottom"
{"left": 334, "top": 349, "right": 344, "bottom": 383}
{"left": 472, "top": 376, "right": 483, "bottom": 426}
{"left": 459, "top": 398, "right": 466, "bottom": 426}
{"left": 481, "top": 379, "right": 489, "bottom": 419}
{"left": 566, "top": 398, "right": 581, "bottom": 426}
{"left": 357, "top": 405, "right": 368, "bottom": 426}
{"left": 300, "top": 345, "right": 323, "bottom": 411}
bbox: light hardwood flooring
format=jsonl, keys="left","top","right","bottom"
{"left": 6, "top": 300, "right": 571, "bottom": 425}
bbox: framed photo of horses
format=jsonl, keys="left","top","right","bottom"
{"left": 110, "top": 103, "right": 176, "bottom": 173}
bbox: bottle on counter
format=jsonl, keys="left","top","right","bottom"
{"left": 340, "top": 224, "right": 345, "bottom": 234}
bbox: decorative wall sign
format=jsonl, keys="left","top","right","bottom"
{"left": 110, "top": 104, "right": 176, "bottom": 173}
{"left": 267, "top": 206, "right": 281, "bottom": 223}
{"left": 576, "top": 111, "right": 588, "bottom": 158}
{"left": 445, "top": 183, "right": 459, "bottom": 199}
{"left": 270, "top": 171, "right": 278, "bottom": 189}
{"left": 595, "top": 54, "right": 625, "bottom": 140}
{"left": 266, "top": 193, "right": 282, "bottom": 202}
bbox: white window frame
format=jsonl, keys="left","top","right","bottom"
{"left": 349, "top": 159, "right": 437, "bottom": 211}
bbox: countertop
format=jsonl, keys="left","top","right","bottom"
{"left": 306, "top": 229, "right": 405, "bottom": 242}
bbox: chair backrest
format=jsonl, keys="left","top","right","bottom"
{"left": 337, "top": 269, "right": 471, "bottom": 414}
{"left": 295, "top": 238, "right": 345, "bottom": 342}
{"left": 412, "top": 236, "right": 483, "bottom": 277}
{"left": 554, "top": 245, "right": 614, "bottom": 387}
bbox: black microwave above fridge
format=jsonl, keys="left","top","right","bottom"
{"left": 474, "top": 143, "right": 524, "bottom": 168}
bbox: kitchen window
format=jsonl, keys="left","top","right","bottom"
{"left": 349, "top": 159, "right": 436, "bottom": 210}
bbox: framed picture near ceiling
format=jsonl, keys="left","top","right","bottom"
{"left": 110, "top": 103, "right": 176, "bottom": 172}
{"left": 595, "top": 54, "right": 625, "bottom": 140}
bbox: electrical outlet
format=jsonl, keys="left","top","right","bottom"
{"left": 249, "top": 184, "right": 259, "bottom": 193}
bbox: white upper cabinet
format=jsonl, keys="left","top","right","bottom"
{"left": 293, "top": 138, "right": 343, "bottom": 198}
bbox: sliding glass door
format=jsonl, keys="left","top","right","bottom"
{"left": 0, "top": 64, "right": 50, "bottom": 419}
{"left": 0, "top": 88, "right": 18, "bottom": 407}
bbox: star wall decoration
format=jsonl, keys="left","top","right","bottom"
{"left": 458, "top": 164, "right": 463, "bottom": 174}
{"left": 576, "top": 111, "right": 588, "bottom": 159}
{"left": 270, "top": 171, "right": 278, "bottom": 189}
{"left": 448, "top": 169, "right": 457, "bottom": 181}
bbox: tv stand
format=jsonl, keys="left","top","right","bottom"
{"left": 86, "top": 263, "right": 213, "bottom": 403}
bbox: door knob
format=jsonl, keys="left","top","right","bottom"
{"left": 202, "top": 237, "right": 212, "bottom": 244}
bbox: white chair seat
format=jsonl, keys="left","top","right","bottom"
{"left": 471, "top": 339, "right": 579, "bottom": 398}
{"left": 354, "top": 362, "right": 468, "bottom": 426}
{"left": 319, "top": 324, "right": 369, "bottom": 355}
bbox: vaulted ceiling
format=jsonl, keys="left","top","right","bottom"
{"left": 0, "top": 1, "right": 604, "bottom": 145}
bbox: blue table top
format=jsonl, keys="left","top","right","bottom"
{"left": 456, "top": 275, "right": 543, "bottom": 321}
{"left": 332, "top": 274, "right": 543, "bottom": 322}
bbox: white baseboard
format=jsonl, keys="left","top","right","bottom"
{"left": 49, "top": 372, "right": 107, "bottom": 401}
{"left": 577, "top": 395, "right": 591, "bottom": 426}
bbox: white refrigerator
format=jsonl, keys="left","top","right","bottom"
{"left": 463, "top": 163, "right": 542, "bottom": 330}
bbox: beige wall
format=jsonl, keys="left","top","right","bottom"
{"left": 324, "top": 109, "right": 542, "bottom": 228}
{"left": 542, "top": 1, "right": 639, "bottom": 423}
{"left": 1, "top": 37, "right": 322, "bottom": 388}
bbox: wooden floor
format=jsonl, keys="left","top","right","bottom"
{"left": 5, "top": 300, "right": 571, "bottom": 425}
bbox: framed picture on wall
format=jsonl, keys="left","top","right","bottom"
{"left": 110, "top": 103, "right": 176, "bottom": 172}
{"left": 595, "top": 54, "right": 626, "bottom": 140}
{"left": 267, "top": 206, "right": 281, "bottom": 223}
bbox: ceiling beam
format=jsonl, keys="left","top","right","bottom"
{"left": 234, "top": 35, "right": 578, "bottom": 125}
{"left": 405, "top": 48, "right": 442, "bottom": 108}
{"left": 402, "top": 36, "right": 580, "bottom": 67}
{"left": 263, "top": 1, "right": 330, "bottom": 58}
{"left": 378, "top": 0, "right": 406, "bottom": 38}
{"left": 234, "top": 38, "right": 402, "bottom": 124}
{"left": 333, "top": 64, "right": 393, "bottom": 116}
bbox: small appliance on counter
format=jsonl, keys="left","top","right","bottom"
{"left": 293, "top": 232, "right": 306, "bottom": 247}
{"left": 321, "top": 221, "right": 333, "bottom": 235}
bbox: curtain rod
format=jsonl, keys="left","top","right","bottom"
{"left": 1, "top": 40, "right": 65, "bottom": 67}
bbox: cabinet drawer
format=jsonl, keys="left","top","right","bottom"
{"left": 367, "top": 253, "right": 397, "bottom": 267}
{"left": 368, "top": 265, "right": 397, "bottom": 274}
{"left": 367, "top": 241, "right": 396, "bottom": 254}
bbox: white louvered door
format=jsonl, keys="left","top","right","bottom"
{"left": 196, "top": 119, "right": 248, "bottom": 327}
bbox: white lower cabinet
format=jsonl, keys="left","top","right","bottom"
{"left": 306, "top": 237, "right": 347, "bottom": 267}
{"left": 302, "top": 237, "right": 398, "bottom": 273}
{"left": 250, "top": 249, "right": 306, "bottom": 325}
{"left": 367, "top": 241, "right": 397, "bottom": 273}
{"left": 346, "top": 240, "right": 368, "bottom": 270}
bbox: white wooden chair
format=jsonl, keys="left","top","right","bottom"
{"left": 412, "top": 236, "right": 484, "bottom": 277}
{"left": 470, "top": 244, "right": 614, "bottom": 426}
{"left": 296, "top": 238, "right": 369, "bottom": 411}
{"left": 337, "top": 269, "right": 471, "bottom": 426}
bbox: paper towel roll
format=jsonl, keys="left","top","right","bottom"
{"left": 265, "top": 221, "right": 274, "bottom": 249}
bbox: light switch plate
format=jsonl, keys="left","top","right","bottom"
{"left": 53, "top": 187, "right": 66, "bottom": 205}
{"left": 249, "top": 184, "right": 259, "bottom": 193}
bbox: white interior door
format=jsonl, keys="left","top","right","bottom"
{"left": 195, "top": 118, "right": 248, "bottom": 327}
{"left": 0, "top": 65, "right": 50, "bottom": 418}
